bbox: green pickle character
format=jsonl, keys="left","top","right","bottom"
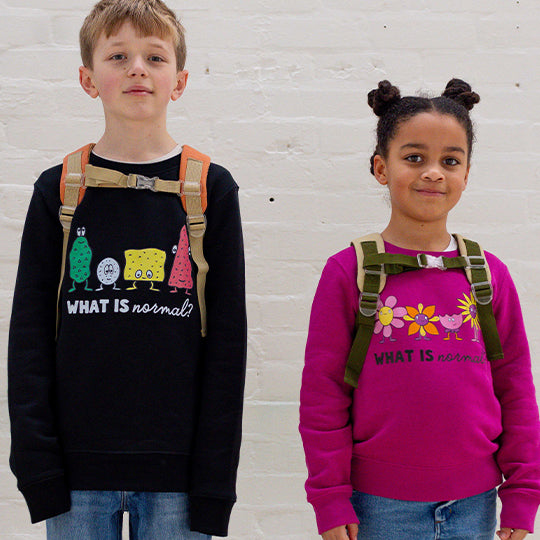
{"left": 69, "top": 227, "right": 93, "bottom": 292}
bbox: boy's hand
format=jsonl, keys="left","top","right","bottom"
{"left": 497, "top": 528, "right": 529, "bottom": 540}
{"left": 321, "top": 524, "right": 358, "bottom": 540}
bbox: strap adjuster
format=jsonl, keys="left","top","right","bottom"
{"left": 364, "top": 264, "right": 384, "bottom": 276}
{"left": 186, "top": 214, "right": 207, "bottom": 238}
{"left": 359, "top": 291, "right": 379, "bottom": 317}
{"left": 471, "top": 281, "right": 493, "bottom": 305}
{"left": 464, "top": 255, "right": 485, "bottom": 269}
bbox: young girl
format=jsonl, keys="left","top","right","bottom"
{"left": 299, "top": 79, "right": 540, "bottom": 540}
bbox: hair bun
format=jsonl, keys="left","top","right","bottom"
{"left": 442, "top": 78, "right": 480, "bottom": 111}
{"left": 368, "top": 80, "right": 401, "bottom": 117}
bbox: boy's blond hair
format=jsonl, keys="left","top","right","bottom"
{"left": 80, "top": 0, "right": 186, "bottom": 71}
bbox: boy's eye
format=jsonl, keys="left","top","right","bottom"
{"left": 110, "top": 54, "right": 126, "bottom": 61}
{"left": 149, "top": 56, "right": 164, "bottom": 62}
{"left": 405, "top": 155, "right": 422, "bottom": 163}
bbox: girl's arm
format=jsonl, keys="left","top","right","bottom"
{"left": 299, "top": 255, "right": 360, "bottom": 535}
{"left": 322, "top": 524, "right": 358, "bottom": 540}
{"left": 489, "top": 255, "right": 540, "bottom": 534}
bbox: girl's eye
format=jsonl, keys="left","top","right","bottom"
{"left": 406, "top": 155, "right": 422, "bottom": 163}
{"left": 444, "top": 157, "right": 460, "bottom": 166}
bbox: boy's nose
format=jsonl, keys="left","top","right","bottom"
{"left": 127, "top": 56, "right": 148, "bottom": 77}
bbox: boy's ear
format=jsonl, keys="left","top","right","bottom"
{"left": 79, "top": 66, "right": 99, "bottom": 99}
{"left": 171, "top": 70, "right": 188, "bottom": 102}
{"left": 373, "top": 154, "right": 388, "bottom": 185}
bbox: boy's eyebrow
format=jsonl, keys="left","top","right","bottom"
{"left": 106, "top": 40, "right": 170, "bottom": 52}
{"left": 400, "top": 143, "right": 465, "bottom": 154}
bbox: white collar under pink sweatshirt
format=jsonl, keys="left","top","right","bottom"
{"left": 300, "top": 241, "right": 540, "bottom": 535}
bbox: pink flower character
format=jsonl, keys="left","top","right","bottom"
{"left": 374, "top": 295, "right": 406, "bottom": 343}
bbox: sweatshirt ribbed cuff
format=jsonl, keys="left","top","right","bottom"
{"left": 500, "top": 492, "right": 540, "bottom": 533}
{"left": 189, "top": 495, "right": 235, "bottom": 537}
{"left": 21, "top": 475, "right": 70, "bottom": 524}
{"left": 311, "top": 492, "right": 359, "bottom": 535}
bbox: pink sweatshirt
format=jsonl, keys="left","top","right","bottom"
{"left": 299, "top": 242, "right": 540, "bottom": 534}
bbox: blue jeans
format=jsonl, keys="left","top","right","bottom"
{"left": 46, "top": 491, "right": 211, "bottom": 540}
{"left": 351, "top": 488, "right": 497, "bottom": 540}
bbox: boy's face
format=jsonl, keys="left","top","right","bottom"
{"left": 79, "top": 21, "right": 187, "bottom": 126}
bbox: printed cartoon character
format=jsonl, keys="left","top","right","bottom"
{"left": 439, "top": 314, "right": 464, "bottom": 340}
{"left": 124, "top": 248, "right": 166, "bottom": 291}
{"left": 69, "top": 227, "right": 93, "bottom": 292}
{"left": 404, "top": 304, "right": 439, "bottom": 341}
{"left": 458, "top": 293, "right": 481, "bottom": 342}
{"left": 374, "top": 295, "right": 406, "bottom": 343}
{"left": 96, "top": 257, "right": 121, "bottom": 291}
{"left": 169, "top": 225, "right": 193, "bottom": 294}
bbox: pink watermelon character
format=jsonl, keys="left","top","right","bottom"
{"left": 169, "top": 226, "right": 193, "bottom": 294}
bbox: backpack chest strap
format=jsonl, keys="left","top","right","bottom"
{"left": 84, "top": 165, "right": 181, "bottom": 194}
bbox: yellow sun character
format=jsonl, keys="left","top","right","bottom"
{"left": 457, "top": 292, "right": 480, "bottom": 342}
{"left": 403, "top": 303, "right": 440, "bottom": 341}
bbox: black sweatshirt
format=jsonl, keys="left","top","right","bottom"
{"left": 8, "top": 150, "right": 247, "bottom": 537}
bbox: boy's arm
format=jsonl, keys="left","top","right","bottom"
{"left": 8, "top": 175, "right": 71, "bottom": 523}
{"left": 188, "top": 170, "right": 247, "bottom": 537}
{"left": 489, "top": 256, "right": 540, "bottom": 534}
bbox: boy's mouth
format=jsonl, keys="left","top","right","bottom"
{"left": 124, "top": 85, "right": 153, "bottom": 95}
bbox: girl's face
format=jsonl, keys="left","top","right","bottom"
{"left": 373, "top": 112, "right": 470, "bottom": 230}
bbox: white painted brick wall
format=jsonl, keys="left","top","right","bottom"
{"left": 1, "top": 1, "right": 539, "bottom": 538}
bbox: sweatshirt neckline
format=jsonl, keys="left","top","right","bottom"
{"left": 383, "top": 240, "right": 459, "bottom": 257}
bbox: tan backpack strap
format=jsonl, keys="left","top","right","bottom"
{"left": 345, "top": 233, "right": 386, "bottom": 387}
{"left": 351, "top": 233, "right": 386, "bottom": 293}
{"left": 57, "top": 144, "right": 94, "bottom": 336}
{"left": 454, "top": 234, "right": 492, "bottom": 284}
{"left": 180, "top": 145, "right": 210, "bottom": 337}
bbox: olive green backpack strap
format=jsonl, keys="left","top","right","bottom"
{"left": 454, "top": 234, "right": 504, "bottom": 362}
{"left": 57, "top": 143, "right": 95, "bottom": 337}
{"left": 345, "top": 234, "right": 386, "bottom": 387}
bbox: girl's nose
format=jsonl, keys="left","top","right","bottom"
{"left": 421, "top": 164, "right": 444, "bottom": 182}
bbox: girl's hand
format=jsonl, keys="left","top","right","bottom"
{"left": 321, "top": 524, "right": 358, "bottom": 540}
{"left": 497, "top": 528, "right": 529, "bottom": 540}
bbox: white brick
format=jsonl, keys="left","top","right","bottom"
{"left": 0, "top": 10, "right": 52, "bottom": 46}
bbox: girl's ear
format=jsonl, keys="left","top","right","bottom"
{"left": 463, "top": 163, "right": 470, "bottom": 190}
{"left": 79, "top": 66, "right": 99, "bottom": 99}
{"left": 373, "top": 154, "right": 388, "bottom": 185}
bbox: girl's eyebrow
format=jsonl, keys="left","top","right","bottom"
{"left": 400, "top": 143, "right": 465, "bottom": 154}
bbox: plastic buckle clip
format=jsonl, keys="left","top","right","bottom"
{"left": 135, "top": 175, "right": 158, "bottom": 191}
{"left": 417, "top": 253, "right": 428, "bottom": 268}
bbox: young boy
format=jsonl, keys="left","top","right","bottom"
{"left": 8, "top": 1, "right": 246, "bottom": 538}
